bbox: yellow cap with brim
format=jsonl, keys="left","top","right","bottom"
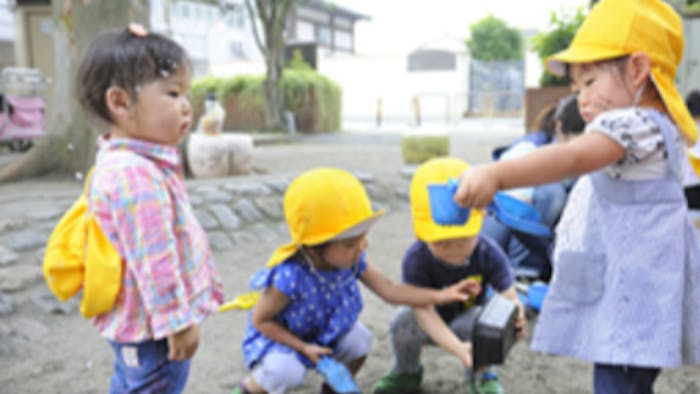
{"left": 546, "top": 0, "right": 697, "bottom": 145}
{"left": 410, "top": 157, "right": 483, "bottom": 242}
{"left": 266, "top": 167, "right": 384, "bottom": 267}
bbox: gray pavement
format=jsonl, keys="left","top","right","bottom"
{"left": 3, "top": 124, "right": 700, "bottom": 393}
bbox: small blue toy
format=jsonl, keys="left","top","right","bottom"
{"left": 316, "top": 356, "right": 361, "bottom": 394}
{"left": 428, "top": 178, "right": 552, "bottom": 237}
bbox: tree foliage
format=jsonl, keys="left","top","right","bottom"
{"left": 466, "top": 15, "right": 523, "bottom": 62}
{"left": 531, "top": 8, "right": 585, "bottom": 86}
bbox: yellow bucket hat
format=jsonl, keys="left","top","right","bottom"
{"left": 410, "top": 157, "right": 483, "bottom": 242}
{"left": 265, "top": 167, "right": 384, "bottom": 267}
{"left": 546, "top": 0, "right": 697, "bottom": 145}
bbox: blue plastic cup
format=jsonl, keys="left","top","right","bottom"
{"left": 527, "top": 283, "right": 548, "bottom": 311}
{"left": 427, "top": 179, "right": 471, "bottom": 225}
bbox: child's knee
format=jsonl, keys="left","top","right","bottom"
{"left": 336, "top": 323, "right": 373, "bottom": 362}
{"left": 390, "top": 307, "right": 424, "bottom": 342}
{"left": 251, "top": 352, "right": 306, "bottom": 392}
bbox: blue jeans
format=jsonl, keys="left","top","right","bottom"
{"left": 109, "top": 338, "right": 190, "bottom": 394}
{"left": 481, "top": 182, "right": 568, "bottom": 279}
{"left": 593, "top": 363, "right": 660, "bottom": 394}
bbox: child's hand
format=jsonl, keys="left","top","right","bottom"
{"left": 301, "top": 343, "right": 333, "bottom": 365}
{"left": 457, "top": 341, "right": 473, "bottom": 368}
{"left": 515, "top": 304, "right": 527, "bottom": 340}
{"left": 438, "top": 279, "right": 481, "bottom": 304}
{"left": 454, "top": 166, "right": 500, "bottom": 209}
{"left": 463, "top": 279, "right": 482, "bottom": 298}
{"left": 167, "top": 324, "right": 200, "bottom": 361}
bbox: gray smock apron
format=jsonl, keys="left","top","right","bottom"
{"left": 531, "top": 109, "right": 700, "bottom": 368}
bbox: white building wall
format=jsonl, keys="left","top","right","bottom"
{"left": 150, "top": 0, "right": 262, "bottom": 76}
{"left": 0, "top": 0, "right": 14, "bottom": 42}
{"left": 295, "top": 20, "right": 315, "bottom": 42}
{"left": 317, "top": 51, "right": 470, "bottom": 124}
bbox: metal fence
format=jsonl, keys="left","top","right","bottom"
{"left": 467, "top": 60, "right": 524, "bottom": 115}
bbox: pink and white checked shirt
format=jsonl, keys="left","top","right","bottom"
{"left": 89, "top": 137, "right": 224, "bottom": 342}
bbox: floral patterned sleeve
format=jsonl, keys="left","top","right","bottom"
{"left": 586, "top": 108, "right": 671, "bottom": 180}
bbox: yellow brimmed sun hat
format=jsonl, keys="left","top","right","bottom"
{"left": 410, "top": 157, "right": 483, "bottom": 242}
{"left": 265, "top": 167, "right": 384, "bottom": 267}
{"left": 546, "top": 0, "right": 697, "bottom": 145}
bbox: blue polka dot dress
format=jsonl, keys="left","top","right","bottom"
{"left": 242, "top": 253, "right": 367, "bottom": 368}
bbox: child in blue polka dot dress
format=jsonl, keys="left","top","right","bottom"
{"left": 232, "top": 167, "right": 480, "bottom": 394}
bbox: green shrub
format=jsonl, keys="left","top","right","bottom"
{"left": 287, "top": 49, "right": 313, "bottom": 71}
{"left": 282, "top": 69, "right": 342, "bottom": 132}
{"left": 192, "top": 70, "right": 341, "bottom": 132}
{"left": 221, "top": 75, "right": 266, "bottom": 117}
{"left": 401, "top": 135, "right": 450, "bottom": 164}
{"left": 531, "top": 8, "right": 585, "bottom": 86}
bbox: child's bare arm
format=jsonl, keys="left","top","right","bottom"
{"left": 251, "top": 286, "right": 332, "bottom": 364}
{"left": 455, "top": 131, "right": 625, "bottom": 209}
{"left": 360, "top": 263, "right": 480, "bottom": 306}
{"left": 413, "top": 306, "right": 472, "bottom": 367}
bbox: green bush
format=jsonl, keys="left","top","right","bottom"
{"left": 220, "top": 75, "right": 266, "bottom": 118}
{"left": 282, "top": 69, "right": 342, "bottom": 132}
{"left": 401, "top": 135, "right": 450, "bottom": 164}
{"left": 192, "top": 70, "right": 341, "bottom": 132}
{"left": 531, "top": 8, "right": 586, "bottom": 86}
{"left": 287, "top": 49, "right": 313, "bottom": 71}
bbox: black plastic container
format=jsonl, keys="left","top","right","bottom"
{"left": 472, "top": 293, "right": 518, "bottom": 368}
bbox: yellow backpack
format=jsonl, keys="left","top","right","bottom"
{"left": 42, "top": 168, "right": 123, "bottom": 318}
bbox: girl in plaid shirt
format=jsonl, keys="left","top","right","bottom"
{"left": 76, "top": 24, "right": 224, "bottom": 393}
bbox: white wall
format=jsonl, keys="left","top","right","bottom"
{"left": 0, "top": 0, "right": 14, "bottom": 42}
{"left": 149, "top": 0, "right": 262, "bottom": 75}
{"left": 318, "top": 51, "right": 470, "bottom": 123}
{"left": 211, "top": 47, "right": 472, "bottom": 125}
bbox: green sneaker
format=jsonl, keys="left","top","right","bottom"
{"left": 467, "top": 373, "right": 503, "bottom": 394}
{"left": 478, "top": 377, "right": 503, "bottom": 394}
{"left": 468, "top": 379, "right": 479, "bottom": 394}
{"left": 372, "top": 366, "right": 423, "bottom": 394}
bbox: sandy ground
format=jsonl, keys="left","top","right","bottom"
{"left": 2, "top": 131, "right": 700, "bottom": 393}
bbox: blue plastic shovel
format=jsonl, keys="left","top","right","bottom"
{"left": 427, "top": 178, "right": 552, "bottom": 238}
{"left": 316, "top": 356, "right": 361, "bottom": 394}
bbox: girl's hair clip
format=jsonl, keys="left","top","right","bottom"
{"left": 128, "top": 23, "right": 148, "bottom": 37}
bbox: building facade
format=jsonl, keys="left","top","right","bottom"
{"left": 0, "top": 0, "right": 15, "bottom": 70}
{"left": 286, "top": 0, "right": 367, "bottom": 55}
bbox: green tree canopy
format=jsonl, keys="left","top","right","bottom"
{"left": 466, "top": 15, "right": 524, "bottom": 62}
{"left": 531, "top": 8, "right": 585, "bottom": 86}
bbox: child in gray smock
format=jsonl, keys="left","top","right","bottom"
{"left": 453, "top": 1, "right": 700, "bottom": 392}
